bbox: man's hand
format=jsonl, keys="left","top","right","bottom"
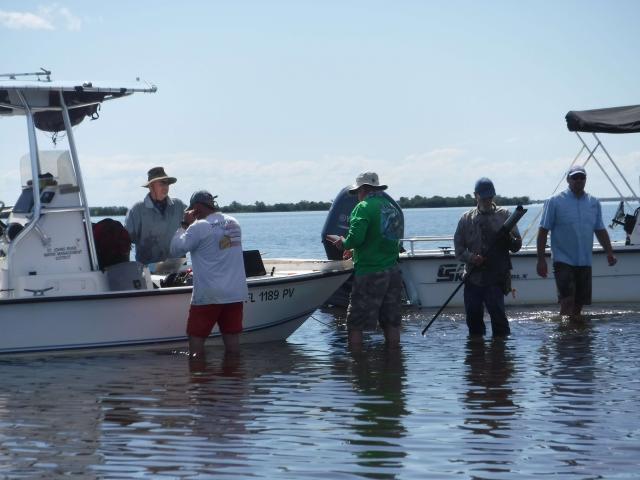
{"left": 607, "top": 253, "right": 617, "bottom": 266}
{"left": 536, "top": 258, "right": 548, "bottom": 278}
{"left": 470, "top": 254, "right": 484, "bottom": 266}
{"left": 343, "top": 249, "right": 353, "bottom": 260}
{"left": 182, "top": 210, "right": 196, "bottom": 228}
{"left": 326, "top": 235, "right": 344, "bottom": 250}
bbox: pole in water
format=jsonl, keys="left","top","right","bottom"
{"left": 421, "top": 279, "right": 466, "bottom": 335}
{"left": 421, "top": 205, "right": 527, "bottom": 336}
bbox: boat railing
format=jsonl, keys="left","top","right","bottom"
{"left": 400, "top": 239, "right": 631, "bottom": 260}
{"left": 401, "top": 236, "right": 454, "bottom": 255}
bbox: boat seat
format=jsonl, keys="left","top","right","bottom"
{"left": 243, "top": 250, "right": 266, "bottom": 277}
{"left": 105, "top": 261, "right": 148, "bottom": 291}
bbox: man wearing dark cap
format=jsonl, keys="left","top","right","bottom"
{"left": 125, "top": 167, "right": 186, "bottom": 265}
{"left": 328, "top": 172, "right": 404, "bottom": 349}
{"left": 537, "top": 165, "right": 617, "bottom": 318}
{"left": 454, "top": 178, "right": 522, "bottom": 337}
{"left": 170, "top": 190, "right": 248, "bottom": 357}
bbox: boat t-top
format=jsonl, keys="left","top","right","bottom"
{"left": 0, "top": 69, "right": 352, "bottom": 355}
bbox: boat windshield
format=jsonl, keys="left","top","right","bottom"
{"left": 19, "top": 150, "right": 77, "bottom": 189}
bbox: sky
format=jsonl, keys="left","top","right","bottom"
{"left": 1, "top": 1, "right": 640, "bottom": 207}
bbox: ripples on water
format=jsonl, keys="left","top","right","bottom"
{"left": 1, "top": 306, "right": 640, "bottom": 479}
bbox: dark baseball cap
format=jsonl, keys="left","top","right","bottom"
{"left": 474, "top": 177, "right": 496, "bottom": 199}
{"left": 187, "top": 190, "right": 218, "bottom": 210}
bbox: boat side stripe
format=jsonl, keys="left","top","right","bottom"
{"left": 0, "top": 270, "right": 352, "bottom": 305}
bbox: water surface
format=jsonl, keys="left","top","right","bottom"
{"left": 3, "top": 206, "right": 639, "bottom": 478}
{"left": 2, "top": 307, "right": 640, "bottom": 478}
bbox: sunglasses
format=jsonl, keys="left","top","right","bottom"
{"left": 569, "top": 174, "right": 586, "bottom": 180}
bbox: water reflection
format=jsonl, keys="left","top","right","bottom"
{"left": 462, "top": 337, "right": 517, "bottom": 437}
{"left": 542, "top": 319, "right": 597, "bottom": 465}
{"left": 459, "top": 337, "right": 518, "bottom": 478}
{"left": 96, "top": 344, "right": 319, "bottom": 478}
{"left": 334, "top": 345, "right": 408, "bottom": 478}
{"left": 0, "top": 357, "right": 103, "bottom": 478}
{"left": 3, "top": 309, "right": 640, "bottom": 479}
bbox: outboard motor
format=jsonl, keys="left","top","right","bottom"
{"left": 610, "top": 201, "right": 640, "bottom": 245}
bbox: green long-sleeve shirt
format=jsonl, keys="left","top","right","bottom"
{"left": 342, "top": 193, "right": 400, "bottom": 275}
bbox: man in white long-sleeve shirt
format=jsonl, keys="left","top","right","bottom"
{"left": 170, "top": 190, "right": 248, "bottom": 358}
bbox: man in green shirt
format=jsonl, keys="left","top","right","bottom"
{"left": 330, "top": 172, "right": 403, "bottom": 349}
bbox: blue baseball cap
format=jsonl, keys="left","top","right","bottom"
{"left": 474, "top": 177, "right": 496, "bottom": 199}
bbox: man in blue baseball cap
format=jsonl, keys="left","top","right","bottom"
{"left": 170, "top": 190, "right": 248, "bottom": 360}
{"left": 537, "top": 165, "right": 617, "bottom": 319}
{"left": 454, "top": 178, "right": 522, "bottom": 337}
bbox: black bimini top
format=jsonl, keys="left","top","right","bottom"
{"left": 566, "top": 105, "right": 640, "bottom": 134}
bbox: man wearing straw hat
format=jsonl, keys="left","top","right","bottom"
{"left": 125, "top": 166, "right": 187, "bottom": 266}
{"left": 328, "top": 172, "right": 403, "bottom": 350}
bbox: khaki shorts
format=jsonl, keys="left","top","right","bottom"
{"left": 346, "top": 266, "right": 403, "bottom": 331}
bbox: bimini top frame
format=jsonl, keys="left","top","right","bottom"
{"left": 520, "top": 105, "right": 640, "bottom": 245}
{"left": 0, "top": 70, "right": 157, "bottom": 272}
{"left": 565, "top": 105, "right": 640, "bottom": 208}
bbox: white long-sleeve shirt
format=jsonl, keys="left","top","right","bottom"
{"left": 170, "top": 213, "right": 248, "bottom": 305}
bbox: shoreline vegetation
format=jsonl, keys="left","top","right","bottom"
{"left": 87, "top": 195, "right": 637, "bottom": 217}
{"left": 89, "top": 195, "right": 531, "bottom": 216}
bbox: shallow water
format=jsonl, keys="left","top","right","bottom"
{"left": 2, "top": 306, "right": 640, "bottom": 479}
{"left": 4, "top": 205, "right": 639, "bottom": 478}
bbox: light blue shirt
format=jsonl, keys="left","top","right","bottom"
{"left": 539, "top": 189, "right": 605, "bottom": 266}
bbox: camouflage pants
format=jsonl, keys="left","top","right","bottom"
{"left": 346, "top": 266, "right": 403, "bottom": 331}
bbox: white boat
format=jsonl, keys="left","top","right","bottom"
{"left": 399, "top": 105, "right": 640, "bottom": 308}
{"left": 399, "top": 242, "right": 640, "bottom": 308}
{"left": 0, "top": 70, "right": 352, "bottom": 355}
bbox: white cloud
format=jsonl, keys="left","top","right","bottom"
{"left": 22, "top": 146, "right": 638, "bottom": 208}
{"left": 0, "top": 10, "right": 54, "bottom": 30}
{"left": 0, "top": 5, "right": 82, "bottom": 31}
{"left": 38, "top": 4, "right": 82, "bottom": 31}
{"left": 77, "top": 148, "right": 479, "bottom": 206}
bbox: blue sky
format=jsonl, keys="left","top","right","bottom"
{"left": 1, "top": 1, "right": 639, "bottom": 207}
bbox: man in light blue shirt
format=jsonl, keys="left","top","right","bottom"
{"left": 536, "top": 165, "right": 617, "bottom": 317}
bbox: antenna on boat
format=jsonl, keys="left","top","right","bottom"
{"left": 0, "top": 68, "right": 51, "bottom": 81}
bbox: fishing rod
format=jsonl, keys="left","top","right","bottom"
{"left": 421, "top": 204, "right": 528, "bottom": 336}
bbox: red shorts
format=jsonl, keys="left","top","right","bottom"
{"left": 186, "top": 302, "right": 244, "bottom": 338}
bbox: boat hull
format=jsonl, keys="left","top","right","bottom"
{"left": 399, "top": 245, "right": 640, "bottom": 308}
{"left": 0, "top": 269, "right": 351, "bottom": 355}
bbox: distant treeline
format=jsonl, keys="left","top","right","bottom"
{"left": 220, "top": 200, "right": 332, "bottom": 213}
{"left": 90, "top": 206, "right": 128, "bottom": 216}
{"left": 90, "top": 195, "right": 532, "bottom": 216}
{"left": 397, "top": 194, "right": 531, "bottom": 208}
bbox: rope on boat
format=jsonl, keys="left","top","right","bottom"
{"left": 309, "top": 314, "right": 332, "bottom": 327}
